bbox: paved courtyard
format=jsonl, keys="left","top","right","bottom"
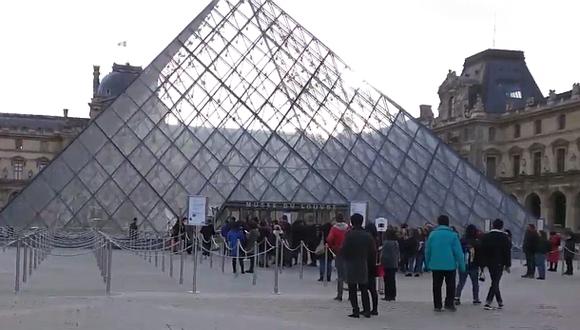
{"left": 1, "top": 248, "right": 579, "bottom": 330}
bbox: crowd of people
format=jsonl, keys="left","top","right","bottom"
{"left": 152, "top": 212, "right": 578, "bottom": 319}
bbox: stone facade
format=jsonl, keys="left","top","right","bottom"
{"left": 420, "top": 49, "right": 580, "bottom": 231}
{"left": 0, "top": 112, "right": 88, "bottom": 208}
{"left": 0, "top": 62, "right": 140, "bottom": 209}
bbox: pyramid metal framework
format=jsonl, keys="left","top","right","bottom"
{"left": 0, "top": 0, "right": 530, "bottom": 242}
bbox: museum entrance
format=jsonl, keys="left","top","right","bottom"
{"left": 218, "top": 201, "right": 349, "bottom": 225}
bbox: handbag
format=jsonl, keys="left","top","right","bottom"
{"left": 314, "top": 237, "right": 326, "bottom": 256}
{"left": 479, "top": 269, "right": 486, "bottom": 282}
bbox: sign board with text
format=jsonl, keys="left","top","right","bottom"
{"left": 375, "top": 217, "right": 388, "bottom": 232}
{"left": 537, "top": 218, "right": 545, "bottom": 231}
{"left": 187, "top": 196, "right": 207, "bottom": 226}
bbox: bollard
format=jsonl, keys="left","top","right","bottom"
{"left": 299, "top": 242, "right": 304, "bottom": 280}
{"left": 162, "top": 236, "right": 166, "bottom": 273}
{"left": 179, "top": 239, "right": 184, "bottom": 285}
{"left": 274, "top": 236, "right": 280, "bottom": 294}
{"left": 323, "top": 245, "right": 328, "bottom": 287}
{"left": 192, "top": 235, "right": 198, "bottom": 294}
{"left": 106, "top": 241, "right": 112, "bottom": 295}
{"left": 252, "top": 241, "right": 258, "bottom": 286}
{"left": 22, "top": 239, "right": 28, "bottom": 284}
{"left": 15, "top": 237, "right": 21, "bottom": 294}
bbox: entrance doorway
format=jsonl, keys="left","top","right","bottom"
{"left": 525, "top": 193, "right": 541, "bottom": 219}
{"left": 549, "top": 191, "right": 566, "bottom": 227}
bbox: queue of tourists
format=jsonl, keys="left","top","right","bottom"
{"left": 146, "top": 212, "right": 578, "bottom": 319}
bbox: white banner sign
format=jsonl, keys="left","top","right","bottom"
{"left": 188, "top": 196, "right": 207, "bottom": 226}
{"left": 537, "top": 218, "right": 545, "bottom": 231}
{"left": 350, "top": 201, "right": 368, "bottom": 226}
{"left": 283, "top": 212, "right": 293, "bottom": 224}
{"left": 375, "top": 217, "right": 388, "bottom": 232}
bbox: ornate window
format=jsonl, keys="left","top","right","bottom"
{"left": 37, "top": 158, "right": 49, "bottom": 171}
{"left": 512, "top": 154, "right": 521, "bottom": 177}
{"left": 556, "top": 148, "right": 566, "bottom": 173}
{"left": 486, "top": 156, "right": 497, "bottom": 178}
{"left": 533, "top": 151, "right": 542, "bottom": 176}
{"left": 12, "top": 158, "right": 25, "bottom": 180}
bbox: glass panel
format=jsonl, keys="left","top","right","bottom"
{"left": 79, "top": 160, "right": 108, "bottom": 194}
{"left": 79, "top": 124, "right": 107, "bottom": 154}
{"left": 146, "top": 163, "right": 174, "bottom": 196}
{"left": 61, "top": 140, "right": 91, "bottom": 173}
{"left": 128, "top": 144, "right": 156, "bottom": 176}
{"left": 112, "top": 125, "right": 140, "bottom": 156}
{"left": 95, "top": 179, "right": 125, "bottom": 214}
{"left": 95, "top": 142, "right": 124, "bottom": 175}
{"left": 160, "top": 146, "right": 189, "bottom": 176}
{"left": 130, "top": 181, "right": 160, "bottom": 216}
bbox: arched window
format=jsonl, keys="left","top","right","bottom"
{"left": 447, "top": 96, "right": 454, "bottom": 119}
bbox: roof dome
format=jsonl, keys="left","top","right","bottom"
{"left": 96, "top": 63, "right": 142, "bottom": 99}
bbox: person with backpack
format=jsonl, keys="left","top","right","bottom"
{"left": 454, "top": 224, "right": 482, "bottom": 305}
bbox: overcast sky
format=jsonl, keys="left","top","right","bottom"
{"left": 0, "top": 0, "right": 578, "bottom": 119}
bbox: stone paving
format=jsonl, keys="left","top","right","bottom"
{"left": 1, "top": 248, "right": 579, "bottom": 330}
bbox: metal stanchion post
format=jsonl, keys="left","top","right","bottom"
{"left": 22, "top": 239, "right": 28, "bottom": 284}
{"left": 169, "top": 238, "right": 174, "bottom": 278}
{"left": 279, "top": 240, "right": 284, "bottom": 273}
{"left": 106, "top": 241, "right": 112, "bottom": 295}
{"left": 162, "top": 236, "right": 166, "bottom": 272}
{"left": 28, "top": 238, "right": 33, "bottom": 277}
{"left": 274, "top": 236, "right": 280, "bottom": 294}
{"left": 209, "top": 239, "right": 213, "bottom": 269}
{"left": 299, "top": 242, "right": 304, "bottom": 280}
{"left": 221, "top": 242, "right": 226, "bottom": 274}
{"left": 252, "top": 241, "right": 258, "bottom": 286}
{"left": 199, "top": 235, "right": 203, "bottom": 265}
{"left": 155, "top": 236, "right": 158, "bottom": 268}
{"left": 192, "top": 235, "right": 198, "bottom": 294}
{"left": 15, "top": 237, "right": 21, "bottom": 294}
{"left": 103, "top": 239, "right": 108, "bottom": 283}
{"left": 33, "top": 235, "right": 37, "bottom": 270}
{"left": 236, "top": 241, "right": 240, "bottom": 276}
{"left": 263, "top": 240, "right": 267, "bottom": 268}
{"left": 148, "top": 236, "right": 152, "bottom": 263}
{"left": 179, "top": 239, "right": 184, "bottom": 285}
{"left": 323, "top": 245, "right": 328, "bottom": 287}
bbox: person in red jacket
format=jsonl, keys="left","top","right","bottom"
{"left": 547, "top": 232, "right": 561, "bottom": 272}
{"left": 327, "top": 213, "right": 350, "bottom": 301}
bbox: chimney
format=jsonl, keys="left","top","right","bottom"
{"left": 63, "top": 108, "right": 69, "bottom": 118}
{"left": 92, "top": 65, "right": 100, "bottom": 97}
{"left": 419, "top": 104, "right": 434, "bottom": 120}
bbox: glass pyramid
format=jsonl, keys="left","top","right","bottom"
{"left": 0, "top": 0, "right": 530, "bottom": 243}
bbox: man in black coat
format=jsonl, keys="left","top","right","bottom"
{"left": 522, "top": 224, "right": 539, "bottom": 278}
{"left": 341, "top": 213, "right": 376, "bottom": 318}
{"left": 480, "top": 219, "right": 511, "bottom": 310}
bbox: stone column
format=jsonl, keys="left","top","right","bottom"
{"left": 539, "top": 190, "right": 551, "bottom": 224}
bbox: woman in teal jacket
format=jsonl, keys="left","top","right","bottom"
{"left": 425, "top": 215, "right": 465, "bottom": 311}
